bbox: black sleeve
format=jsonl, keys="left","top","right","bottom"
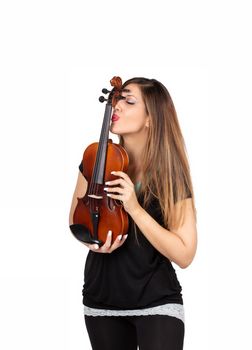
{"left": 79, "top": 160, "right": 83, "bottom": 174}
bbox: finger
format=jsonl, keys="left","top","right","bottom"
{"left": 100, "top": 230, "right": 112, "bottom": 252}
{"left": 106, "top": 193, "right": 123, "bottom": 200}
{"left": 109, "top": 234, "right": 128, "bottom": 252}
{"left": 88, "top": 243, "right": 100, "bottom": 251}
{"left": 104, "top": 178, "right": 128, "bottom": 187}
{"left": 82, "top": 242, "right": 93, "bottom": 249}
{"left": 104, "top": 186, "right": 124, "bottom": 194}
{"left": 110, "top": 234, "right": 123, "bottom": 249}
{"left": 110, "top": 171, "right": 133, "bottom": 186}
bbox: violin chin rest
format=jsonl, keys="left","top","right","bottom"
{"left": 69, "top": 224, "right": 102, "bottom": 246}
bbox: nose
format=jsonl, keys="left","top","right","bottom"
{"left": 114, "top": 98, "right": 122, "bottom": 112}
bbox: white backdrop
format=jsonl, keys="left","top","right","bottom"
{"left": 0, "top": 1, "right": 251, "bottom": 349}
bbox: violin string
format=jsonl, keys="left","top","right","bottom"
{"left": 95, "top": 102, "right": 111, "bottom": 186}
{"left": 90, "top": 89, "right": 115, "bottom": 200}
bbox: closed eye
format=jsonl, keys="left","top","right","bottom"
{"left": 125, "top": 97, "right": 136, "bottom": 105}
{"left": 118, "top": 94, "right": 136, "bottom": 105}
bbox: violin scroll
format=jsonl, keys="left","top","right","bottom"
{"left": 99, "top": 76, "right": 126, "bottom": 107}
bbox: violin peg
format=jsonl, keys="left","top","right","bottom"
{"left": 102, "top": 88, "right": 111, "bottom": 94}
{"left": 99, "top": 96, "right": 108, "bottom": 103}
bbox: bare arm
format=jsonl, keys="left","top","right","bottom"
{"left": 130, "top": 198, "right": 197, "bottom": 269}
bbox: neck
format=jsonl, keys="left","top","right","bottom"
{"left": 122, "top": 133, "right": 147, "bottom": 183}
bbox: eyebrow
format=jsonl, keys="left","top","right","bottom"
{"left": 120, "top": 88, "right": 136, "bottom": 98}
{"left": 121, "top": 88, "right": 131, "bottom": 93}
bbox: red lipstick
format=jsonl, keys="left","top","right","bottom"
{"left": 112, "top": 114, "right": 120, "bottom": 122}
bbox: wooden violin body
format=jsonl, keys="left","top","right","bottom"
{"left": 70, "top": 77, "right": 129, "bottom": 246}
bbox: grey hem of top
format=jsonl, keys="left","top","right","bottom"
{"left": 84, "top": 303, "right": 184, "bottom": 323}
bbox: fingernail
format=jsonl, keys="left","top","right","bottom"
{"left": 117, "top": 234, "right": 122, "bottom": 241}
{"left": 104, "top": 187, "right": 108, "bottom": 191}
{"left": 123, "top": 234, "right": 128, "bottom": 239}
{"left": 108, "top": 230, "right": 112, "bottom": 236}
{"left": 111, "top": 171, "right": 116, "bottom": 174}
{"left": 94, "top": 244, "right": 99, "bottom": 249}
{"left": 105, "top": 181, "right": 110, "bottom": 185}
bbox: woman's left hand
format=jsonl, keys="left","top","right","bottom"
{"left": 104, "top": 171, "right": 141, "bottom": 216}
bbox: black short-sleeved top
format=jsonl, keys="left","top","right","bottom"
{"left": 78, "top": 161, "right": 191, "bottom": 310}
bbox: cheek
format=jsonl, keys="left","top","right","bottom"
{"left": 133, "top": 119, "right": 145, "bottom": 130}
{"left": 131, "top": 113, "right": 148, "bottom": 129}
{"left": 124, "top": 116, "right": 144, "bottom": 130}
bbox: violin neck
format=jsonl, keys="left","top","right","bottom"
{"left": 92, "top": 103, "right": 112, "bottom": 184}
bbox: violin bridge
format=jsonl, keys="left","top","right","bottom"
{"left": 88, "top": 194, "right": 103, "bottom": 199}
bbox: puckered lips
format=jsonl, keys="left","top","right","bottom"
{"left": 111, "top": 114, "right": 120, "bottom": 122}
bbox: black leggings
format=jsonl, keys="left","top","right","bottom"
{"left": 84, "top": 314, "right": 184, "bottom": 350}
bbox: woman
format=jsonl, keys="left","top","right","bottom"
{"left": 69, "top": 77, "right": 197, "bottom": 350}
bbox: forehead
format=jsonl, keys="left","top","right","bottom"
{"left": 121, "top": 83, "right": 142, "bottom": 98}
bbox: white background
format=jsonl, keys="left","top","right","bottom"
{"left": 0, "top": 1, "right": 251, "bottom": 349}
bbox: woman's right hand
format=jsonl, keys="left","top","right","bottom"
{"left": 84, "top": 230, "right": 128, "bottom": 253}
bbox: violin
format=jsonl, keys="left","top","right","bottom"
{"left": 70, "top": 76, "right": 129, "bottom": 246}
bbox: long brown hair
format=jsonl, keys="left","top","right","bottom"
{"left": 119, "top": 77, "right": 197, "bottom": 231}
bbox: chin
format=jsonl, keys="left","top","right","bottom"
{"left": 110, "top": 125, "right": 134, "bottom": 136}
{"left": 110, "top": 126, "right": 122, "bottom": 135}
